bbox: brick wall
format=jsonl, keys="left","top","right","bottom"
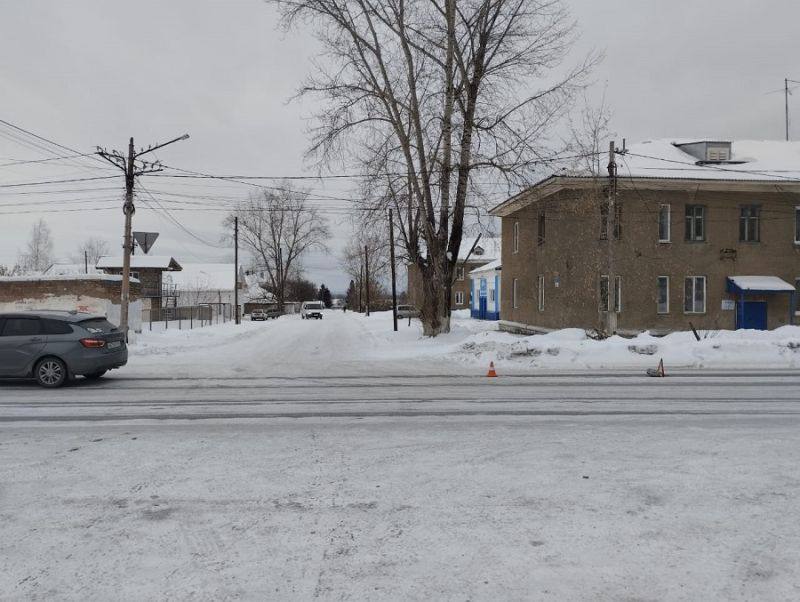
{"left": 0, "top": 278, "right": 140, "bottom": 304}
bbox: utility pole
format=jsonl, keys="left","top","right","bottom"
{"left": 606, "top": 140, "right": 618, "bottom": 336}
{"left": 96, "top": 133, "right": 189, "bottom": 337}
{"left": 359, "top": 260, "right": 363, "bottom": 313}
{"left": 786, "top": 78, "right": 790, "bottom": 141}
{"left": 234, "top": 216, "right": 240, "bottom": 325}
{"left": 389, "top": 209, "right": 398, "bottom": 332}
{"left": 84, "top": 250, "right": 88, "bottom": 275}
{"left": 364, "top": 244, "right": 370, "bottom": 316}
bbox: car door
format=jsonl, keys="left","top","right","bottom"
{"left": 0, "top": 317, "right": 46, "bottom": 376}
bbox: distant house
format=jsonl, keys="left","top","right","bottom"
{"left": 96, "top": 255, "right": 182, "bottom": 309}
{"left": 407, "top": 237, "right": 500, "bottom": 310}
{"left": 490, "top": 139, "right": 800, "bottom": 334}
{"left": 469, "top": 259, "right": 501, "bottom": 320}
{"left": 44, "top": 262, "right": 99, "bottom": 276}
{"left": 164, "top": 263, "right": 245, "bottom": 312}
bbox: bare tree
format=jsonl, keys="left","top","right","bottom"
{"left": 272, "top": 0, "right": 595, "bottom": 335}
{"left": 17, "top": 218, "right": 54, "bottom": 274}
{"left": 225, "top": 185, "right": 330, "bottom": 310}
{"left": 72, "top": 237, "right": 110, "bottom": 268}
{"left": 340, "top": 224, "right": 391, "bottom": 310}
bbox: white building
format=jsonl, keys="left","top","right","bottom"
{"left": 164, "top": 263, "right": 245, "bottom": 310}
{"left": 469, "top": 259, "right": 501, "bottom": 321}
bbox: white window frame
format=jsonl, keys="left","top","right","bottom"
{"left": 490, "top": 287, "right": 495, "bottom": 303}
{"left": 512, "top": 278, "right": 519, "bottom": 309}
{"left": 657, "top": 276, "right": 670, "bottom": 314}
{"left": 658, "top": 204, "right": 671, "bottom": 243}
{"left": 455, "top": 291, "right": 465, "bottom": 306}
{"left": 684, "top": 276, "right": 707, "bottom": 314}
{"left": 599, "top": 275, "right": 610, "bottom": 312}
{"left": 537, "top": 274, "right": 545, "bottom": 311}
{"left": 512, "top": 221, "right": 519, "bottom": 254}
{"left": 614, "top": 276, "right": 622, "bottom": 313}
{"left": 794, "top": 206, "right": 800, "bottom": 245}
{"left": 456, "top": 266, "right": 465, "bottom": 281}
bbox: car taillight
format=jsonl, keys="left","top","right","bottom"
{"left": 80, "top": 338, "right": 106, "bottom": 348}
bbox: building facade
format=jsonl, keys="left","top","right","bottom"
{"left": 469, "top": 260, "right": 501, "bottom": 320}
{"left": 490, "top": 140, "right": 800, "bottom": 334}
{"left": 406, "top": 237, "right": 500, "bottom": 311}
{"left": 96, "top": 255, "right": 182, "bottom": 310}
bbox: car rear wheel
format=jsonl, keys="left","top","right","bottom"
{"left": 35, "top": 357, "right": 67, "bottom": 388}
{"left": 84, "top": 371, "right": 107, "bottom": 380}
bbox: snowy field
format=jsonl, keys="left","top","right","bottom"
{"left": 127, "top": 309, "right": 800, "bottom": 376}
{"left": 3, "top": 309, "right": 800, "bottom": 600}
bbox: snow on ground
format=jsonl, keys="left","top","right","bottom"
{"left": 3, "top": 414, "right": 800, "bottom": 600}
{"left": 127, "top": 309, "right": 800, "bottom": 377}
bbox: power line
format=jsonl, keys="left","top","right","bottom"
{"left": 0, "top": 175, "right": 121, "bottom": 188}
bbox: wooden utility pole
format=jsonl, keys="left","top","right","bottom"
{"left": 364, "top": 244, "right": 370, "bottom": 316}
{"left": 605, "top": 140, "right": 618, "bottom": 336}
{"left": 359, "top": 261, "right": 363, "bottom": 313}
{"left": 234, "top": 216, "right": 240, "bottom": 325}
{"left": 96, "top": 133, "right": 189, "bottom": 337}
{"left": 84, "top": 250, "right": 88, "bottom": 275}
{"left": 389, "top": 209, "right": 398, "bottom": 332}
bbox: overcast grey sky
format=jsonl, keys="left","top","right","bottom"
{"left": 1, "top": 0, "right": 798, "bottom": 291}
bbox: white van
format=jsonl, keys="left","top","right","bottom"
{"left": 300, "top": 301, "right": 324, "bottom": 320}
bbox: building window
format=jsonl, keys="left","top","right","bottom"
{"left": 684, "top": 276, "right": 706, "bottom": 314}
{"left": 600, "top": 201, "right": 609, "bottom": 240}
{"left": 613, "top": 202, "right": 622, "bottom": 240}
{"left": 795, "top": 278, "right": 800, "bottom": 315}
{"left": 685, "top": 205, "right": 705, "bottom": 241}
{"left": 455, "top": 291, "right": 465, "bottom": 305}
{"left": 657, "top": 276, "right": 669, "bottom": 314}
{"left": 537, "top": 274, "right": 545, "bottom": 311}
{"left": 658, "top": 204, "right": 671, "bottom": 242}
{"left": 512, "top": 220, "right": 519, "bottom": 253}
{"left": 512, "top": 278, "right": 519, "bottom": 309}
{"left": 614, "top": 276, "right": 622, "bottom": 313}
{"left": 490, "top": 288, "right": 495, "bottom": 303}
{"left": 599, "top": 275, "right": 610, "bottom": 312}
{"left": 739, "top": 206, "right": 760, "bottom": 242}
{"left": 456, "top": 266, "right": 465, "bottom": 281}
{"left": 537, "top": 211, "right": 545, "bottom": 246}
{"left": 795, "top": 207, "right": 800, "bottom": 244}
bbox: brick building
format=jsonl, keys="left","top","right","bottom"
{"left": 490, "top": 139, "right": 800, "bottom": 334}
{"left": 96, "top": 255, "right": 182, "bottom": 310}
{"left": 0, "top": 275, "right": 143, "bottom": 332}
{"left": 407, "top": 237, "right": 500, "bottom": 310}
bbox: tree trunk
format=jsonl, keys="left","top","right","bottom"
{"left": 419, "top": 261, "right": 452, "bottom": 336}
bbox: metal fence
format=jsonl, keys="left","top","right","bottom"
{"left": 142, "top": 304, "right": 233, "bottom": 331}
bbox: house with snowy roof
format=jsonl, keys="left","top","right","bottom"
{"left": 407, "top": 236, "right": 500, "bottom": 311}
{"left": 96, "top": 255, "right": 182, "bottom": 309}
{"left": 489, "top": 139, "right": 800, "bottom": 334}
{"left": 163, "top": 263, "right": 245, "bottom": 311}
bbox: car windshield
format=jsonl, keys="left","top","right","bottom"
{"left": 306, "top": 303, "right": 323, "bottom": 309}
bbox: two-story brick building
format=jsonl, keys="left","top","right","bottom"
{"left": 490, "top": 139, "right": 800, "bottom": 334}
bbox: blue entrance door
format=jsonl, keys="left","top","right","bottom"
{"left": 479, "top": 296, "right": 487, "bottom": 320}
{"left": 738, "top": 301, "right": 768, "bottom": 330}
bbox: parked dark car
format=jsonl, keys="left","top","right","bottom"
{"left": 0, "top": 311, "right": 128, "bottom": 387}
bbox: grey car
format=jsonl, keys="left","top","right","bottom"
{"left": 0, "top": 311, "right": 128, "bottom": 387}
{"left": 396, "top": 304, "right": 420, "bottom": 319}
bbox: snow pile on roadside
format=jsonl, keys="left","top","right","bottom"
{"left": 452, "top": 325, "right": 800, "bottom": 370}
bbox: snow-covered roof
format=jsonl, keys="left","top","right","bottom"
{"left": 469, "top": 259, "right": 501, "bottom": 276}
{"left": 460, "top": 237, "right": 501, "bottom": 262}
{"left": 164, "top": 263, "right": 240, "bottom": 291}
{"left": 727, "top": 276, "right": 795, "bottom": 292}
{"left": 44, "top": 262, "right": 100, "bottom": 276}
{"left": 617, "top": 139, "right": 800, "bottom": 182}
{"left": 96, "top": 255, "right": 182, "bottom": 270}
{"left": 0, "top": 274, "right": 132, "bottom": 283}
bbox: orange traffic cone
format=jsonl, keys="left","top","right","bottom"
{"left": 487, "top": 361, "right": 498, "bottom": 377}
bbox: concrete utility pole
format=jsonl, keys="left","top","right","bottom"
{"left": 606, "top": 140, "right": 618, "bottom": 336}
{"left": 783, "top": 78, "right": 800, "bottom": 141}
{"left": 364, "top": 244, "right": 370, "bottom": 317}
{"left": 96, "top": 133, "right": 189, "bottom": 337}
{"left": 389, "top": 209, "right": 398, "bottom": 332}
{"left": 234, "top": 216, "right": 240, "bottom": 325}
{"left": 84, "top": 250, "right": 88, "bottom": 275}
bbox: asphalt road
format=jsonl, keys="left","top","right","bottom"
{"left": 2, "top": 371, "right": 800, "bottom": 422}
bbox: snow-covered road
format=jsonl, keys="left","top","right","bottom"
{"left": 3, "top": 311, "right": 800, "bottom": 599}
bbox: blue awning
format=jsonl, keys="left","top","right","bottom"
{"left": 726, "top": 276, "right": 795, "bottom": 295}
